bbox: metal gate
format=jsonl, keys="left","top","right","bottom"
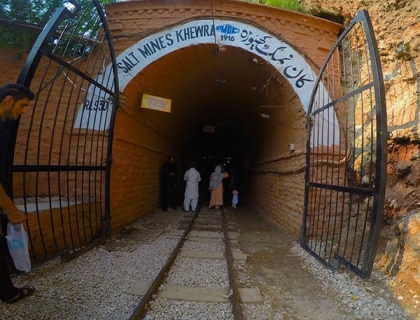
{"left": 301, "top": 10, "right": 387, "bottom": 278}
{"left": 0, "top": 0, "right": 119, "bottom": 264}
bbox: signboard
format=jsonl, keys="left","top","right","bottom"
{"left": 203, "top": 125, "right": 216, "bottom": 133}
{"left": 74, "top": 84, "right": 113, "bottom": 130}
{"left": 141, "top": 94, "right": 172, "bottom": 113}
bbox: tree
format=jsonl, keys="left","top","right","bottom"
{"left": 0, "top": 0, "right": 116, "bottom": 51}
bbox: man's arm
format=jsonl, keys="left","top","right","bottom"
{"left": 0, "top": 183, "right": 27, "bottom": 225}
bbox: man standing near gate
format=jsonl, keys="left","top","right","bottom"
{"left": 0, "top": 83, "right": 35, "bottom": 303}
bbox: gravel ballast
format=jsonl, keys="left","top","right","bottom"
{"left": 0, "top": 208, "right": 414, "bottom": 319}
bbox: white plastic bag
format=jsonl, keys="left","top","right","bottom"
{"left": 6, "top": 222, "right": 31, "bottom": 272}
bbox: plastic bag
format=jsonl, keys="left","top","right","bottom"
{"left": 6, "top": 222, "right": 31, "bottom": 272}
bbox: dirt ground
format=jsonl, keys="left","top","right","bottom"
{"left": 233, "top": 211, "right": 352, "bottom": 319}
{"left": 227, "top": 198, "right": 413, "bottom": 319}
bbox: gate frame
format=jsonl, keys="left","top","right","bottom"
{"left": 0, "top": 0, "right": 119, "bottom": 261}
{"left": 301, "top": 9, "right": 387, "bottom": 278}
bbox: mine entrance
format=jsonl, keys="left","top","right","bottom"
{"left": 2, "top": 1, "right": 387, "bottom": 280}
{"left": 301, "top": 10, "right": 387, "bottom": 278}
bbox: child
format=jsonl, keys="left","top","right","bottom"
{"left": 232, "top": 189, "right": 239, "bottom": 208}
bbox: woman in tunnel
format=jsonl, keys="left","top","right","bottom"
{"left": 208, "top": 164, "right": 229, "bottom": 210}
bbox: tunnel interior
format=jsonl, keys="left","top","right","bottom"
{"left": 122, "top": 43, "right": 307, "bottom": 197}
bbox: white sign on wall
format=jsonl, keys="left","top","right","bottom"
{"left": 74, "top": 81, "right": 114, "bottom": 130}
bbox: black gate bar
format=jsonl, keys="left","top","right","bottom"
{"left": 301, "top": 10, "right": 387, "bottom": 278}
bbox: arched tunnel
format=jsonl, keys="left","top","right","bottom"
{"left": 123, "top": 42, "right": 306, "bottom": 190}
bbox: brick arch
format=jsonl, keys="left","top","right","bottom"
{"left": 108, "top": 17, "right": 340, "bottom": 147}
{"left": 104, "top": 0, "right": 342, "bottom": 146}
{"left": 116, "top": 18, "right": 325, "bottom": 113}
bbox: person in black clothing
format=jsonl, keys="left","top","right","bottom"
{"left": 160, "top": 156, "right": 178, "bottom": 211}
{"left": 0, "top": 83, "right": 35, "bottom": 303}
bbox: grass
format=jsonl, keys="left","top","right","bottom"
{"left": 246, "top": 0, "right": 306, "bottom": 12}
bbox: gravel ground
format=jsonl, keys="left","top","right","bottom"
{"left": 0, "top": 206, "right": 415, "bottom": 319}
{"left": 232, "top": 205, "right": 414, "bottom": 320}
{"left": 290, "top": 244, "right": 411, "bottom": 320}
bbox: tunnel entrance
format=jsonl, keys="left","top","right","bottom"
{"left": 1, "top": 1, "right": 386, "bottom": 279}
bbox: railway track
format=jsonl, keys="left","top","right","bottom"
{"left": 128, "top": 206, "right": 258, "bottom": 319}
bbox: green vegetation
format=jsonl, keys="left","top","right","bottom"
{"left": 0, "top": 0, "right": 62, "bottom": 50}
{"left": 246, "top": 0, "right": 305, "bottom": 12}
{"left": 265, "top": 0, "right": 305, "bottom": 12}
{"left": 0, "top": 0, "right": 116, "bottom": 51}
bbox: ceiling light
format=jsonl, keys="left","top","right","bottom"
{"left": 218, "top": 45, "right": 227, "bottom": 56}
{"left": 259, "top": 105, "right": 288, "bottom": 108}
{"left": 261, "top": 113, "right": 279, "bottom": 126}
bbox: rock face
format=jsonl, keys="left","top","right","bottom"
{"left": 302, "top": 0, "right": 420, "bottom": 140}
{"left": 302, "top": 0, "right": 420, "bottom": 314}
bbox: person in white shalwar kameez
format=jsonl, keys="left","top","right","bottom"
{"left": 183, "top": 162, "right": 201, "bottom": 212}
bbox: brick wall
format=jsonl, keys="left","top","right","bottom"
{"left": 108, "top": 78, "right": 181, "bottom": 233}
{"left": 251, "top": 173, "right": 305, "bottom": 234}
